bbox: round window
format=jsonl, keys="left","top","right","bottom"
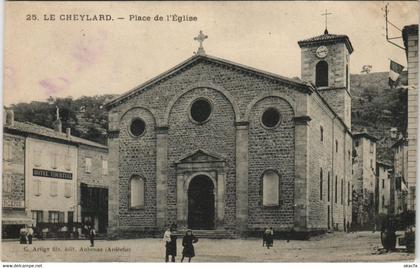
{"left": 129, "top": 118, "right": 146, "bottom": 137}
{"left": 261, "top": 108, "right": 281, "bottom": 128}
{"left": 190, "top": 98, "right": 212, "bottom": 123}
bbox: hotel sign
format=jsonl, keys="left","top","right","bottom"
{"left": 33, "top": 169, "right": 73, "bottom": 180}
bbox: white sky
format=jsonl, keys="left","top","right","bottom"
{"left": 4, "top": 1, "right": 419, "bottom": 105}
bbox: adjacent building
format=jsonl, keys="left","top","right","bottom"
{"left": 376, "top": 161, "right": 393, "bottom": 215}
{"left": 2, "top": 110, "right": 110, "bottom": 238}
{"left": 391, "top": 137, "right": 409, "bottom": 216}
{"left": 352, "top": 132, "right": 377, "bottom": 228}
{"left": 402, "top": 24, "right": 418, "bottom": 212}
{"left": 78, "top": 144, "right": 109, "bottom": 233}
{"left": 2, "top": 110, "right": 32, "bottom": 238}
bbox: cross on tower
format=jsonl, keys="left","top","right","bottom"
{"left": 194, "top": 30, "right": 208, "bottom": 55}
{"left": 321, "top": 9, "right": 332, "bottom": 34}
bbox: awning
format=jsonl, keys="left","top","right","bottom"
{"left": 2, "top": 210, "right": 33, "bottom": 225}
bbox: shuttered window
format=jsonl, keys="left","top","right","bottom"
{"left": 34, "top": 180, "right": 42, "bottom": 196}
{"left": 34, "top": 149, "right": 42, "bottom": 167}
{"left": 64, "top": 153, "right": 71, "bottom": 171}
{"left": 64, "top": 183, "right": 72, "bottom": 198}
{"left": 102, "top": 160, "right": 108, "bottom": 175}
{"left": 85, "top": 158, "right": 92, "bottom": 173}
{"left": 51, "top": 153, "right": 58, "bottom": 169}
{"left": 49, "top": 211, "right": 59, "bottom": 223}
{"left": 50, "top": 181, "right": 58, "bottom": 197}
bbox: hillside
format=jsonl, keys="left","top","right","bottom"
{"left": 351, "top": 71, "right": 407, "bottom": 162}
{"left": 9, "top": 95, "right": 117, "bottom": 145}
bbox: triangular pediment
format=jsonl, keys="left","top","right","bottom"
{"left": 104, "top": 54, "right": 312, "bottom": 110}
{"left": 176, "top": 149, "right": 225, "bottom": 164}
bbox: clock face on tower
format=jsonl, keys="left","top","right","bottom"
{"left": 316, "top": 46, "right": 328, "bottom": 58}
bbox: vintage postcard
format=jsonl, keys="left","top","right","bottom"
{"left": 1, "top": 1, "right": 418, "bottom": 263}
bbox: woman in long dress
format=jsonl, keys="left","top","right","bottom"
{"left": 181, "top": 230, "right": 198, "bottom": 262}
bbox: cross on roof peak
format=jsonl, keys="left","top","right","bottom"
{"left": 194, "top": 30, "right": 208, "bottom": 55}
{"left": 321, "top": 9, "right": 333, "bottom": 34}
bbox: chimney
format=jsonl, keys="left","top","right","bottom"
{"left": 5, "top": 109, "right": 14, "bottom": 126}
{"left": 66, "top": 127, "right": 71, "bottom": 137}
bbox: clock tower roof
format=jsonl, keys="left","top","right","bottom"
{"left": 298, "top": 31, "right": 353, "bottom": 54}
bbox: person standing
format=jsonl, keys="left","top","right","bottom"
{"left": 262, "top": 228, "right": 267, "bottom": 247}
{"left": 27, "top": 226, "right": 34, "bottom": 244}
{"left": 89, "top": 226, "right": 96, "bottom": 247}
{"left": 164, "top": 226, "right": 177, "bottom": 262}
{"left": 181, "top": 230, "right": 198, "bottom": 262}
{"left": 19, "top": 226, "right": 27, "bottom": 244}
{"left": 265, "top": 227, "right": 274, "bottom": 249}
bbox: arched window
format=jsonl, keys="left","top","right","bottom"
{"left": 130, "top": 175, "right": 145, "bottom": 209}
{"left": 320, "top": 168, "right": 323, "bottom": 200}
{"left": 262, "top": 170, "right": 280, "bottom": 206}
{"left": 316, "top": 61, "right": 328, "bottom": 87}
{"left": 327, "top": 172, "right": 330, "bottom": 202}
{"left": 346, "top": 64, "right": 349, "bottom": 88}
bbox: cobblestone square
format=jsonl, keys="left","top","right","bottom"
{"left": 1, "top": 232, "right": 415, "bottom": 262}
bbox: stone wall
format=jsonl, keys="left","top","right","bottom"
{"left": 306, "top": 95, "right": 352, "bottom": 231}
{"left": 118, "top": 108, "right": 157, "bottom": 227}
{"left": 77, "top": 145, "right": 109, "bottom": 188}
{"left": 248, "top": 96, "right": 295, "bottom": 229}
{"left": 2, "top": 133, "right": 25, "bottom": 209}
{"left": 352, "top": 137, "right": 376, "bottom": 228}
{"left": 406, "top": 30, "right": 418, "bottom": 211}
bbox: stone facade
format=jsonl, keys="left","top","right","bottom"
{"left": 25, "top": 137, "right": 78, "bottom": 225}
{"left": 2, "top": 115, "right": 110, "bottom": 237}
{"left": 3, "top": 133, "right": 26, "bottom": 210}
{"left": 352, "top": 133, "right": 377, "bottom": 228}
{"left": 391, "top": 138, "right": 409, "bottom": 215}
{"left": 402, "top": 25, "right": 418, "bottom": 211}
{"left": 77, "top": 144, "right": 110, "bottom": 233}
{"left": 106, "top": 31, "right": 354, "bottom": 236}
{"left": 2, "top": 129, "right": 32, "bottom": 238}
{"left": 376, "top": 162, "right": 392, "bottom": 215}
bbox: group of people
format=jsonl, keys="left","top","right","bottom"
{"left": 19, "top": 225, "right": 34, "bottom": 244}
{"left": 164, "top": 225, "right": 199, "bottom": 262}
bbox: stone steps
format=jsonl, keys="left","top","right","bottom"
{"left": 173, "top": 229, "right": 235, "bottom": 239}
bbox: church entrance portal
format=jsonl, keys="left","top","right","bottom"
{"left": 187, "top": 175, "right": 215, "bottom": 230}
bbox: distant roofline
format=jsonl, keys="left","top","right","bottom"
{"left": 353, "top": 132, "right": 378, "bottom": 142}
{"left": 4, "top": 121, "right": 107, "bottom": 150}
{"left": 376, "top": 160, "right": 393, "bottom": 168}
{"left": 298, "top": 32, "right": 354, "bottom": 54}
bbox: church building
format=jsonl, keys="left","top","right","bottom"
{"left": 104, "top": 28, "right": 354, "bottom": 237}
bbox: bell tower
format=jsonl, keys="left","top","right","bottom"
{"left": 298, "top": 29, "right": 354, "bottom": 128}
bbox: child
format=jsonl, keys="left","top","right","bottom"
{"left": 181, "top": 230, "right": 198, "bottom": 262}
